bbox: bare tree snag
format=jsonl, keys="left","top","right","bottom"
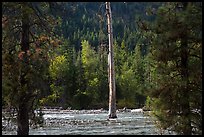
{"left": 106, "top": 2, "right": 117, "bottom": 119}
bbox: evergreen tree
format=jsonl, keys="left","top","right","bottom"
{"left": 80, "top": 40, "right": 99, "bottom": 109}
{"left": 132, "top": 45, "right": 147, "bottom": 108}
{"left": 97, "top": 43, "right": 109, "bottom": 108}
{"left": 146, "top": 2, "right": 202, "bottom": 135}
{"left": 2, "top": 2, "right": 61, "bottom": 135}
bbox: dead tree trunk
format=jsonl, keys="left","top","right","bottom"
{"left": 106, "top": 2, "right": 117, "bottom": 118}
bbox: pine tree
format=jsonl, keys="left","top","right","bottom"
{"left": 146, "top": 2, "right": 202, "bottom": 135}
{"left": 80, "top": 40, "right": 99, "bottom": 108}
{"left": 2, "top": 2, "right": 61, "bottom": 135}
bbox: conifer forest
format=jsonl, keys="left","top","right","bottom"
{"left": 2, "top": 2, "right": 202, "bottom": 135}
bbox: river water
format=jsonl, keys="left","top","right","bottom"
{"left": 2, "top": 109, "right": 176, "bottom": 135}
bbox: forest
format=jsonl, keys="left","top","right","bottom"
{"left": 2, "top": 2, "right": 202, "bottom": 135}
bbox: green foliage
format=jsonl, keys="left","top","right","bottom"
{"left": 114, "top": 40, "right": 148, "bottom": 109}
{"left": 144, "top": 96, "right": 152, "bottom": 111}
{"left": 73, "top": 91, "right": 92, "bottom": 109}
{"left": 144, "top": 2, "right": 202, "bottom": 135}
{"left": 81, "top": 40, "right": 101, "bottom": 106}
{"left": 58, "top": 2, "right": 161, "bottom": 51}
{"left": 2, "top": 2, "right": 202, "bottom": 135}
{"left": 49, "top": 55, "right": 67, "bottom": 80}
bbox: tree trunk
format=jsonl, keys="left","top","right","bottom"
{"left": 106, "top": 2, "right": 117, "bottom": 118}
{"left": 179, "top": 2, "right": 192, "bottom": 135}
{"left": 17, "top": 4, "right": 30, "bottom": 135}
{"left": 180, "top": 32, "right": 191, "bottom": 135}
{"left": 17, "top": 102, "right": 29, "bottom": 135}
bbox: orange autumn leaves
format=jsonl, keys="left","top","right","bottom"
{"left": 18, "top": 35, "right": 62, "bottom": 61}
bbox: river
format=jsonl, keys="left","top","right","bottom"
{"left": 2, "top": 109, "right": 176, "bottom": 135}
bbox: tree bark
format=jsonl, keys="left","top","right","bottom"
{"left": 180, "top": 31, "right": 192, "bottom": 135}
{"left": 17, "top": 102, "right": 29, "bottom": 135}
{"left": 106, "top": 2, "right": 117, "bottom": 118}
{"left": 179, "top": 2, "right": 192, "bottom": 135}
{"left": 17, "top": 4, "right": 30, "bottom": 135}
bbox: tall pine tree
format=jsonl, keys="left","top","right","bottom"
{"left": 146, "top": 2, "right": 202, "bottom": 135}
